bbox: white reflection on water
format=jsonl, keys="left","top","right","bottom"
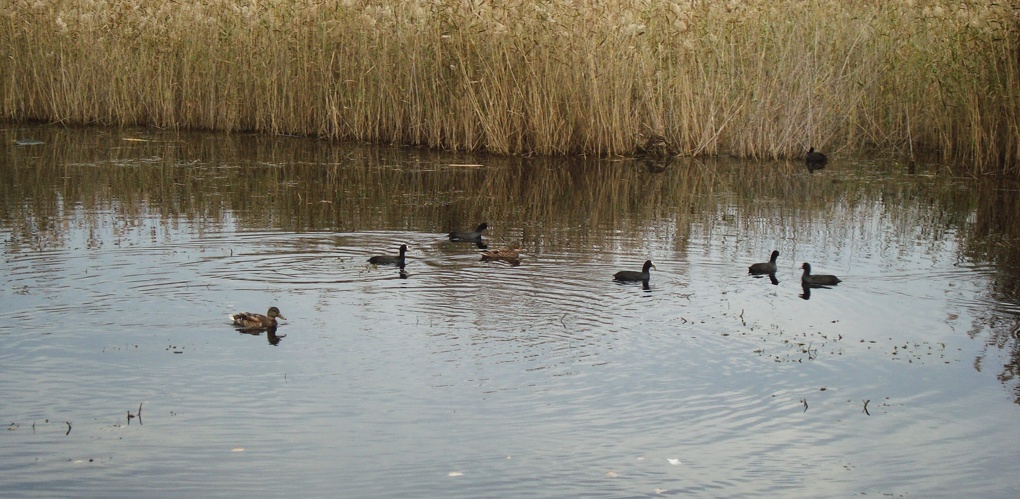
{"left": 2, "top": 148, "right": 1020, "bottom": 497}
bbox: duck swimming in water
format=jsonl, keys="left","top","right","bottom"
{"left": 449, "top": 222, "right": 488, "bottom": 243}
{"left": 800, "top": 263, "right": 841, "bottom": 287}
{"left": 368, "top": 244, "right": 408, "bottom": 266}
{"left": 805, "top": 147, "right": 827, "bottom": 172}
{"left": 613, "top": 260, "right": 656, "bottom": 283}
{"left": 229, "top": 306, "right": 286, "bottom": 329}
{"left": 480, "top": 241, "right": 521, "bottom": 265}
{"left": 749, "top": 250, "right": 780, "bottom": 275}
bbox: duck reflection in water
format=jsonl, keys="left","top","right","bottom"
{"left": 642, "top": 158, "right": 667, "bottom": 174}
{"left": 236, "top": 325, "right": 287, "bottom": 345}
{"left": 375, "top": 262, "right": 409, "bottom": 279}
{"left": 800, "top": 283, "right": 812, "bottom": 300}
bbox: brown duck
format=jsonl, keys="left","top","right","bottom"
{"left": 481, "top": 241, "right": 521, "bottom": 264}
{"left": 230, "top": 306, "right": 286, "bottom": 329}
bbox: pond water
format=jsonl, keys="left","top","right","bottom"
{"left": 2, "top": 125, "right": 1020, "bottom": 497}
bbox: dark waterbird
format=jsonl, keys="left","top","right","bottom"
{"left": 614, "top": 260, "right": 656, "bottom": 283}
{"left": 805, "top": 147, "right": 827, "bottom": 172}
{"left": 749, "top": 250, "right": 780, "bottom": 275}
{"left": 368, "top": 244, "right": 407, "bottom": 266}
{"left": 801, "top": 262, "right": 841, "bottom": 287}
{"left": 230, "top": 306, "right": 286, "bottom": 329}
{"left": 449, "top": 222, "right": 488, "bottom": 242}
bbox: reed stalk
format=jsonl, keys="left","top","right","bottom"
{"left": 2, "top": 0, "right": 1018, "bottom": 174}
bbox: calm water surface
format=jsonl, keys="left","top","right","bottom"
{"left": 2, "top": 125, "right": 1020, "bottom": 497}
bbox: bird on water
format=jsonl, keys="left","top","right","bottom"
{"left": 800, "top": 262, "right": 841, "bottom": 287}
{"left": 449, "top": 222, "right": 488, "bottom": 242}
{"left": 749, "top": 250, "right": 780, "bottom": 275}
{"left": 368, "top": 244, "right": 408, "bottom": 266}
{"left": 480, "top": 241, "right": 521, "bottom": 265}
{"left": 614, "top": 260, "right": 656, "bottom": 283}
{"left": 230, "top": 306, "right": 286, "bottom": 329}
{"left": 805, "top": 147, "right": 827, "bottom": 172}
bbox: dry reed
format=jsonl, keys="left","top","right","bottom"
{"left": 2, "top": 0, "right": 1018, "bottom": 174}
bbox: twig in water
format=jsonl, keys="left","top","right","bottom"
{"left": 862, "top": 399, "right": 870, "bottom": 416}
{"left": 127, "top": 404, "right": 142, "bottom": 424}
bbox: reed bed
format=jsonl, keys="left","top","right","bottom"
{"left": 2, "top": 1, "right": 1018, "bottom": 174}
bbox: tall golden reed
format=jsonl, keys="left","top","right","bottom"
{"left": 2, "top": 0, "right": 1018, "bottom": 174}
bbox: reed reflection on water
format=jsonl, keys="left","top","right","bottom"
{"left": 2, "top": 125, "right": 1020, "bottom": 497}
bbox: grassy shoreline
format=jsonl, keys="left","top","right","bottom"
{"left": 2, "top": 1, "right": 1018, "bottom": 174}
